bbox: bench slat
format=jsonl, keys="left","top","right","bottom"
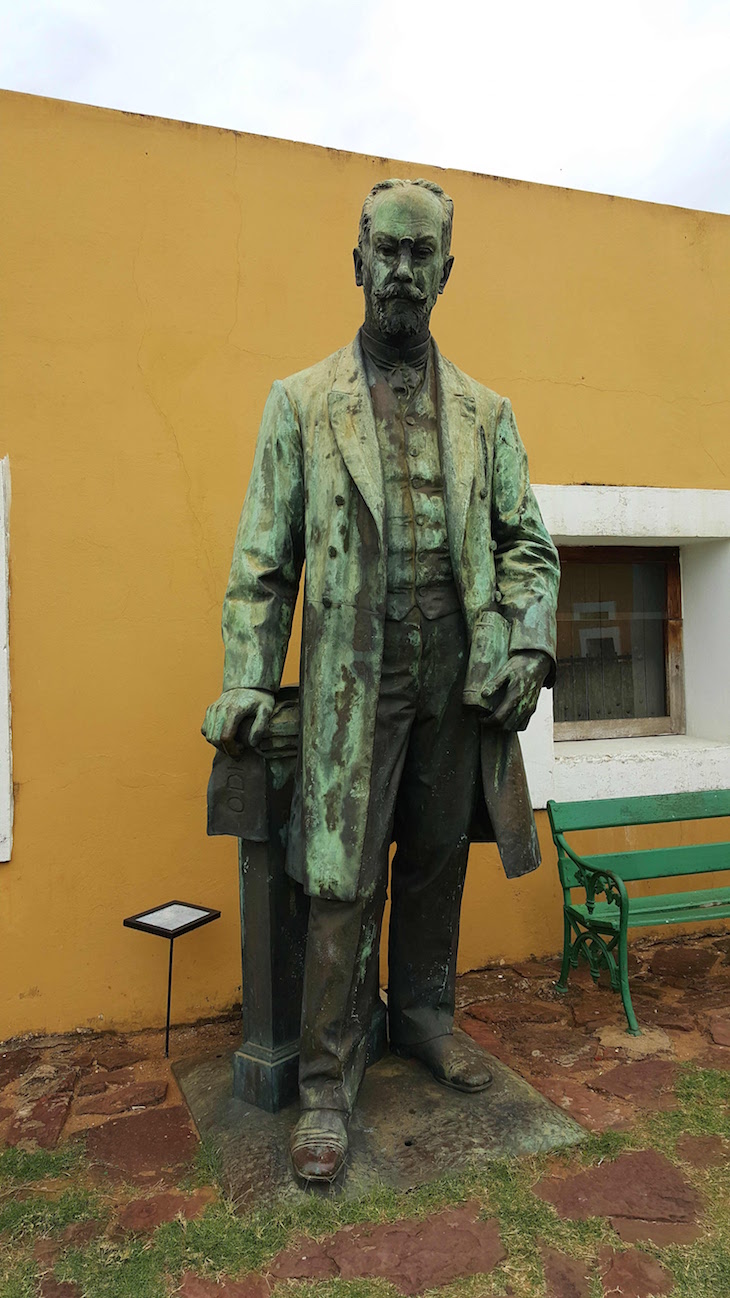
{"left": 561, "top": 840, "right": 730, "bottom": 888}
{"left": 548, "top": 790, "right": 730, "bottom": 833}
{"left": 568, "top": 885, "right": 730, "bottom": 931}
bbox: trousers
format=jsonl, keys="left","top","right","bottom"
{"left": 298, "top": 606, "right": 482, "bottom": 1114}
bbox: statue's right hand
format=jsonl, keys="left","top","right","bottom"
{"left": 201, "top": 688, "right": 275, "bottom": 757}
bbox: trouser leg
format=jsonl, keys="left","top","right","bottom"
{"left": 298, "top": 883, "right": 387, "bottom": 1114}
{"left": 388, "top": 611, "right": 481, "bottom": 1047}
{"left": 298, "top": 617, "right": 417, "bottom": 1113}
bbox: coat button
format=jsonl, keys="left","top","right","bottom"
{"left": 405, "top": 415, "right": 416, "bottom": 426}
{"left": 494, "top": 591, "right": 502, "bottom": 603}
{"left": 489, "top": 539, "right": 497, "bottom": 551}
{"left": 335, "top": 495, "right": 345, "bottom": 506}
{"left": 322, "top": 596, "right": 332, "bottom": 609}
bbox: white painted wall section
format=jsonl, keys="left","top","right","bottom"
{"left": 534, "top": 484, "right": 730, "bottom": 545}
{"left": 518, "top": 485, "right": 730, "bottom": 807}
{"left": 682, "top": 541, "right": 730, "bottom": 742}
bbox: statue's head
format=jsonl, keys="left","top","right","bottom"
{"left": 354, "top": 178, "right": 454, "bottom": 341}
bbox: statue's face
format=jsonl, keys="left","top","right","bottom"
{"left": 355, "top": 187, "right": 453, "bottom": 339}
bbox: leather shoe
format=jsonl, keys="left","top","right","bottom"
{"left": 393, "top": 1030, "right": 493, "bottom": 1092}
{"left": 290, "top": 1108, "right": 348, "bottom": 1183}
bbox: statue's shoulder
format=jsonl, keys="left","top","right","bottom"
{"left": 279, "top": 346, "right": 348, "bottom": 407}
{"left": 436, "top": 350, "right": 504, "bottom": 419}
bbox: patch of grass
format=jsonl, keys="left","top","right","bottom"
{"left": 639, "top": 1064, "right": 730, "bottom": 1156}
{"left": 0, "top": 1187, "right": 100, "bottom": 1240}
{"left": 0, "top": 1259, "right": 38, "bottom": 1298}
{"left": 59, "top": 1241, "right": 168, "bottom": 1298}
{"left": 572, "top": 1127, "right": 635, "bottom": 1166}
{"left": 0, "top": 1143, "right": 85, "bottom": 1187}
{"left": 179, "top": 1137, "right": 224, "bottom": 1191}
{"left": 658, "top": 1231, "right": 730, "bottom": 1298}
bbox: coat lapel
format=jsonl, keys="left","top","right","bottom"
{"left": 434, "top": 343, "right": 478, "bottom": 571}
{"left": 328, "top": 338, "right": 385, "bottom": 546}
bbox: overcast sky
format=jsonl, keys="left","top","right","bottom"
{"left": 2, "top": 0, "right": 729, "bottom": 214}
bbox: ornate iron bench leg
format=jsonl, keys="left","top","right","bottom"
{"left": 618, "top": 934, "right": 641, "bottom": 1036}
{"left": 555, "top": 911, "right": 573, "bottom": 993}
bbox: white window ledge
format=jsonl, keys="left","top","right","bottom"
{"left": 553, "top": 735, "right": 730, "bottom": 804}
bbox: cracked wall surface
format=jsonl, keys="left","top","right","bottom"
{"left": 1, "top": 89, "right": 729, "bottom": 1037}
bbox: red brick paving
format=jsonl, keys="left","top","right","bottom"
{"left": 16, "top": 1063, "right": 78, "bottom": 1101}
{"left": 268, "top": 1202, "right": 505, "bottom": 1296}
{"left": 78, "top": 1066, "right": 135, "bottom": 1096}
{"left": 466, "top": 998, "right": 569, "bottom": 1026}
{"left": 0, "top": 1046, "right": 40, "bottom": 1088}
{"left": 75, "top": 1079, "right": 167, "bottom": 1116}
{"left": 93, "top": 1042, "right": 148, "bottom": 1070}
{"left": 6, "top": 1092, "right": 74, "bottom": 1148}
{"left": 533, "top": 1077, "right": 634, "bottom": 1132}
{"left": 534, "top": 1149, "right": 701, "bottom": 1223}
{"left": 588, "top": 1059, "right": 678, "bottom": 1107}
{"left": 676, "top": 1132, "right": 729, "bottom": 1167}
{"left": 38, "top": 1280, "right": 82, "bottom": 1298}
{"left": 609, "top": 1217, "right": 704, "bottom": 1245}
{"left": 540, "top": 1244, "right": 590, "bottom": 1298}
{"left": 649, "top": 944, "right": 718, "bottom": 981}
{"left": 115, "top": 1187, "right": 215, "bottom": 1233}
{"left": 84, "top": 1104, "right": 198, "bottom": 1183}
{"left": 708, "top": 1013, "right": 730, "bottom": 1046}
{"left": 599, "top": 1245, "right": 674, "bottom": 1297}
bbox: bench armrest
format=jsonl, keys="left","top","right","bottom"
{"left": 555, "top": 833, "right": 630, "bottom": 917}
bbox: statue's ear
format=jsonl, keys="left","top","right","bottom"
{"left": 353, "top": 247, "right": 364, "bottom": 287}
{"left": 439, "top": 256, "right": 454, "bottom": 295}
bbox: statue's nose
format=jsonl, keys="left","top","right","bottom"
{"left": 393, "top": 250, "right": 414, "bottom": 281}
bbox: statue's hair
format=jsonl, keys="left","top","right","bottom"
{"left": 358, "top": 178, "right": 454, "bottom": 256}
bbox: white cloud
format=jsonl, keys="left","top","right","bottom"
{"left": 1, "top": 0, "right": 728, "bottom": 212}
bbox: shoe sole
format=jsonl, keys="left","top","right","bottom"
{"left": 291, "top": 1154, "right": 346, "bottom": 1184}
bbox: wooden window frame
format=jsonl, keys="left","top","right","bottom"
{"left": 554, "top": 545, "right": 685, "bottom": 742}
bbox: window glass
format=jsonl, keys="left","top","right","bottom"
{"left": 555, "top": 554, "right": 669, "bottom": 724}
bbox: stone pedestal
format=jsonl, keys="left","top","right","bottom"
{"left": 209, "top": 686, "right": 385, "bottom": 1113}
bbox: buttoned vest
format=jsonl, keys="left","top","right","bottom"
{"left": 365, "top": 350, "right": 460, "bottom": 621}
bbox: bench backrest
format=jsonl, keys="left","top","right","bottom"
{"left": 547, "top": 792, "right": 730, "bottom": 890}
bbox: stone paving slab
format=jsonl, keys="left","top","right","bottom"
{"left": 268, "top": 1201, "right": 505, "bottom": 1295}
{"left": 174, "top": 1048, "right": 584, "bottom": 1210}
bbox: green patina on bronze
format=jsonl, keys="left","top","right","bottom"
{"left": 206, "top": 182, "right": 558, "bottom": 900}
{"left": 203, "top": 179, "right": 560, "bottom": 1145}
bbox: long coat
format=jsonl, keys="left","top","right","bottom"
{"left": 221, "top": 336, "right": 560, "bottom": 902}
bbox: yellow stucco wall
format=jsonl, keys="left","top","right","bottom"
{"left": 2, "top": 90, "right": 730, "bottom": 1039}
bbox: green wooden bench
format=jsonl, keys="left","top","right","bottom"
{"left": 547, "top": 791, "right": 730, "bottom": 1035}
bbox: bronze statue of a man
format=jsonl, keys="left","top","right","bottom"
{"left": 203, "top": 179, "right": 559, "bottom": 1183}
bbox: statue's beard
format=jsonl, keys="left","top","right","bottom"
{"left": 370, "top": 285, "right": 432, "bottom": 339}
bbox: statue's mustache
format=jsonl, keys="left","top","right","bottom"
{"left": 376, "top": 284, "right": 427, "bottom": 304}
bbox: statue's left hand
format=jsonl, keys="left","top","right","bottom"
{"left": 479, "top": 651, "right": 551, "bottom": 731}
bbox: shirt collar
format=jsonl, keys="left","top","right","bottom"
{"left": 359, "top": 325, "right": 431, "bottom": 372}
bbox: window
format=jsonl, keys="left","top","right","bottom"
{"left": 553, "top": 546, "right": 684, "bottom": 741}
